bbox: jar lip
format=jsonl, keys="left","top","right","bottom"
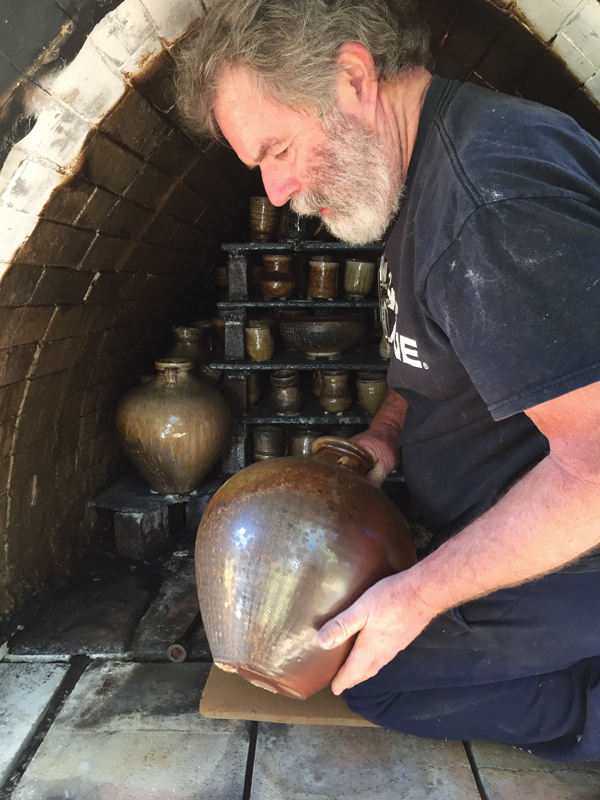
{"left": 312, "top": 436, "right": 374, "bottom": 475}
{"left": 155, "top": 358, "right": 194, "bottom": 372}
{"left": 357, "top": 371, "right": 387, "bottom": 381}
{"left": 246, "top": 320, "right": 271, "bottom": 329}
{"left": 271, "top": 369, "right": 297, "bottom": 379}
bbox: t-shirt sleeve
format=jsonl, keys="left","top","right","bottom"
{"left": 424, "top": 195, "right": 600, "bottom": 420}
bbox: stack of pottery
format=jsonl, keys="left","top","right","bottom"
{"left": 270, "top": 370, "right": 305, "bottom": 416}
{"left": 116, "top": 359, "right": 231, "bottom": 494}
{"left": 250, "top": 197, "right": 278, "bottom": 241}
{"left": 196, "top": 436, "right": 416, "bottom": 699}
{"left": 260, "top": 254, "right": 296, "bottom": 299}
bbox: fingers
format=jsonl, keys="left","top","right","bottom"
{"left": 317, "top": 602, "right": 367, "bottom": 650}
{"left": 366, "top": 463, "right": 386, "bottom": 487}
{"left": 330, "top": 641, "right": 381, "bottom": 695}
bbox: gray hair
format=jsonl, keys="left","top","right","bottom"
{"left": 176, "top": 0, "right": 432, "bottom": 140}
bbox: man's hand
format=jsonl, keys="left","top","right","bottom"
{"left": 316, "top": 570, "right": 438, "bottom": 695}
{"left": 351, "top": 429, "right": 401, "bottom": 486}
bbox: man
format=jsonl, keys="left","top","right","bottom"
{"left": 177, "top": 0, "right": 600, "bottom": 759}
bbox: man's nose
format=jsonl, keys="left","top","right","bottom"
{"left": 260, "top": 164, "right": 301, "bottom": 207}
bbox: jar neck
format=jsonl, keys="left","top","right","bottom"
{"left": 311, "top": 437, "right": 374, "bottom": 476}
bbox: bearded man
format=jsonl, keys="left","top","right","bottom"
{"left": 177, "top": 0, "right": 600, "bottom": 760}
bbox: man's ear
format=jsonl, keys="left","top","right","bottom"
{"left": 334, "top": 42, "right": 378, "bottom": 114}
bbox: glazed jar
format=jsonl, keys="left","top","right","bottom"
{"left": 270, "top": 370, "right": 305, "bottom": 416}
{"left": 166, "top": 325, "right": 211, "bottom": 369}
{"left": 318, "top": 371, "right": 353, "bottom": 414}
{"left": 252, "top": 425, "right": 286, "bottom": 460}
{"left": 250, "top": 196, "right": 278, "bottom": 241}
{"left": 312, "top": 369, "right": 323, "bottom": 397}
{"left": 196, "top": 436, "right": 416, "bottom": 699}
{"left": 290, "top": 427, "right": 322, "bottom": 457}
{"left": 356, "top": 371, "right": 389, "bottom": 415}
{"left": 245, "top": 321, "right": 274, "bottom": 362}
{"left": 307, "top": 260, "right": 339, "bottom": 299}
{"left": 260, "top": 254, "right": 296, "bottom": 299}
{"left": 344, "top": 260, "right": 376, "bottom": 298}
{"left": 116, "top": 359, "right": 231, "bottom": 494}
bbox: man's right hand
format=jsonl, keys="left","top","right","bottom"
{"left": 351, "top": 429, "right": 401, "bottom": 486}
{"left": 349, "top": 388, "right": 408, "bottom": 486}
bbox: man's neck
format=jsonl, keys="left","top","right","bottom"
{"left": 376, "top": 69, "right": 433, "bottom": 180}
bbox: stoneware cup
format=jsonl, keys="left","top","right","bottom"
{"left": 270, "top": 369, "right": 305, "bottom": 416}
{"left": 247, "top": 373, "right": 261, "bottom": 407}
{"left": 250, "top": 196, "right": 278, "bottom": 241}
{"left": 356, "top": 371, "right": 389, "bottom": 415}
{"left": 245, "top": 321, "right": 275, "bottom": 362}
{"left": 318, "top": 371, "right": 353, "bottom": 414}
{"left": 307, "top": 260, "right": 339, "bottom": 300}
{"left": 344, "top": 260, "right": 376, "bottom": 298}
{"left": 290, "top": 427, "right": 322, "bottom": 457}
{"left": 252, "top": 425, "right": 286, "bottom": 460}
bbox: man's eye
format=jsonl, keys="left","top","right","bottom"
{"left": 275, "top": 146, "right": 290, "bottom": 160}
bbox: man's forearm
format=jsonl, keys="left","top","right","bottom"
{"left": 405, "top": 450, "right": 600, "bottom": 617}
{"left": 368, "top": 389, "right": 408, "bottom": 439}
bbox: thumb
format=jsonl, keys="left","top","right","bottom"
{"left": 317, "top": 601, "right": 368, "bottom": 650}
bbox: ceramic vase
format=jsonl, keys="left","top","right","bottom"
{"left": 307, "top": 260, "right": 339, "bottom": 299}
{"left": 318, "top": 371, "right": 352, "bottom": 414}
{"left": 344, "top": 260, "right": 376, "bottom": 298}
{"left": 250, "top": 196, "right": 278, "bottom": 241}
{"left": 196, "top": 436, "right": 416, "bottom": 699}
{"left": 356, "top": 372, "right": 389, "bottom": 415}
{"left": 270, "top": 370, "right": 305, "bottom": 416}
{"left": 245, "top": 321, "right": 275, "bottom": 362}
{"left": 116, "top": 359, "right": 231, "bottom": 494}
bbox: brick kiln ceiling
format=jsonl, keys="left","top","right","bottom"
{"left": 0, "top": 0, "right": 599, "bottom": 619}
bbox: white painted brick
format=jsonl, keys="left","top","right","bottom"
{"left": 139, "top": 0, "right": 204, "bottom": 46}
{"left": 560, "top": 2, "right": 600, "bottom": 69}
{"left": 89, "top": 0, "right": 161, "bottom": 69}
{"left": 583, "top": 70, "right": 600, "bottom": 103}
{"left": 42, "top": 38, "right": 126, "bottom": 126}
{"left": 120, "top": 36, "right": 165, "bottom": 79}
{"left": 514, "top": 0, "right": 582, "bottom": 42}
{"left": 18, "top": 90, "right": 93, "bottom": 169}
{"left": 0, "top": 262, "right": 9, "bottom": 282}
{"left": 0, "top": 160, "right": 66, "bottom": 217}
{"left": 552, "top": 31, "right": 597, "bottom": 83}
{"left": 0, "top": 207, "right": 39, "bottom": 264}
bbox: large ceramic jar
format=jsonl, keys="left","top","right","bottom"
{"left": 116, "top": 359, "right": 231, "bottom": 494}
{"left": 196, "top": 437, "right": 416, "bottom": 700}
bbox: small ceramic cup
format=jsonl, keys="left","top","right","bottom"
{"left": 307, "top": 260, "right": 339, "bottom": 299}
{"left": 318, "top": 371, "right": 352, "bottom": 414}
{"left": 247, "top": 373, "right": 261, "bottom": 407}
{"left": 270, "top": 369, "right": 305, "bottom": 416}
{"left": 356, "top": 371, "right": 389, "bottom": 415}
{"left": 253, "top": 425, "right": 286, "bottom": 460}
{"left": 245, "top": 321, "right": 274, "bottom": 362}
{"left": 250, "top": 196, "right": 278, "bottom": 241}
{"left": 290, "top": 427, "right": 322, "bottom": 457}
{"left": 344, "top": 260, "right": 376, "bottom": 298}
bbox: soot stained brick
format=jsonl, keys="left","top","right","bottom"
{"left": 78, "top": 234, "right": 138, "bottom": 273}
{"left": 0, "top": 0, "right": 72, "bottom": 73}
{"left": 31, "top": 335, "right": 87, "bottom": 379}
{"left": 100, "top": 89, "right": 172, "bottom": 160}
{"left": 147, "top": 129, "right": 198, "bottom": 178}
{"left": 100, "top": 198, "right": 155, "bottom": 240}
{"left": 124, "top": 163, "right": 175, "bottom": 211}
{"left": 0, "top": 342, "right": 37, "bottom": 387}
{"left": 0, "top": 381, "right": 26, "bottom": 424}
{"left": 29, "top": 267, "right": 94, "bottom": 305}
{"left": 75, "top": 132, "right": 145, "bottom": 195}
{"left": 517, "top": 49, "right": 583, "bottom": 108}
{"left": 76, "top": 187, "right": 120, "bottom": 230}
{"left": 15, "top": 220, "right": 94, "bottom": 268}
{"left": 474, "top": 18, "right": 546, "bottom": 94}
{"left": 0, "top": 264, "right": 43, "bottom": 306}
{"left": 41, "top": 177, "right": 97, "bottom": 225}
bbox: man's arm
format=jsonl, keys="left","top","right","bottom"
{"left": 351, "top": 389, "right": 408, "bottom": 485}
{"left": 318, "top": 380, "right": 600, "bottom": 695}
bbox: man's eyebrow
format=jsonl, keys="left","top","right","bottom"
{"left": 247, "top": 137, "right": 284, "bottom": 167}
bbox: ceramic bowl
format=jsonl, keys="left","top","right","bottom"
{"left": 279, "top": 314, "right": 367, "bottom": 359}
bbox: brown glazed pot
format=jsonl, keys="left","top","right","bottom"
{"left": 196, "top": 437, "right": 415, "bottom": 699}
{"left": 356, "top": 371, "right": 389, "bottom": 415}
{"left": 166, "top": 326, "right": 211, "bottom": 369}
{"left": 116, "top": 359, "right": 231, "bottom": 494}
{"left": 279, "top": 314, "right": 367, "bottom": 359}
{"left": 270, "top": 369, "right": 305, "bottom": 416}
{"left": 260, "top": 254, "right": 296, "bottom": 299}
{"left": 318, "top": 371, "right": 353, "bottom": 414}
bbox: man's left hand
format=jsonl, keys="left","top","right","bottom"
{"left": 316, "top": 571, "right": 439, "bottom": 695}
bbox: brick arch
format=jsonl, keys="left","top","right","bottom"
{"left": 0, "top": 0, "right": 599, "bottom": 616}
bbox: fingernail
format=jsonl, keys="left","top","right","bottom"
{"left": 317, "top": 630, "right": 336, "bottom": 650}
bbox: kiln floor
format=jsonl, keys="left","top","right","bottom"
{"left": 2, "top": 552, "right": 600, "bottom": 799}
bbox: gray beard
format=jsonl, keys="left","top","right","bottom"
{"left": 290, "top": 108, "right": 403, "bottom": 245}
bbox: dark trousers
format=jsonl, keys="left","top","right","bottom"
{"left": 342, "top": 570, "right": 600, "bottom": 761}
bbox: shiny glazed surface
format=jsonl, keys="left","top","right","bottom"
{"left": 279, "top": 314, "right": 367, "bottom": 358}
{"left": 196, "top": 442, "right": 416, "bottom": 699}
{"left": 116, "top": 359, "right": 231, "bottom": 494}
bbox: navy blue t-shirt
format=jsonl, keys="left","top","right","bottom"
{"left": 384, "top": 77, "right": 600, "bottom": 569}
